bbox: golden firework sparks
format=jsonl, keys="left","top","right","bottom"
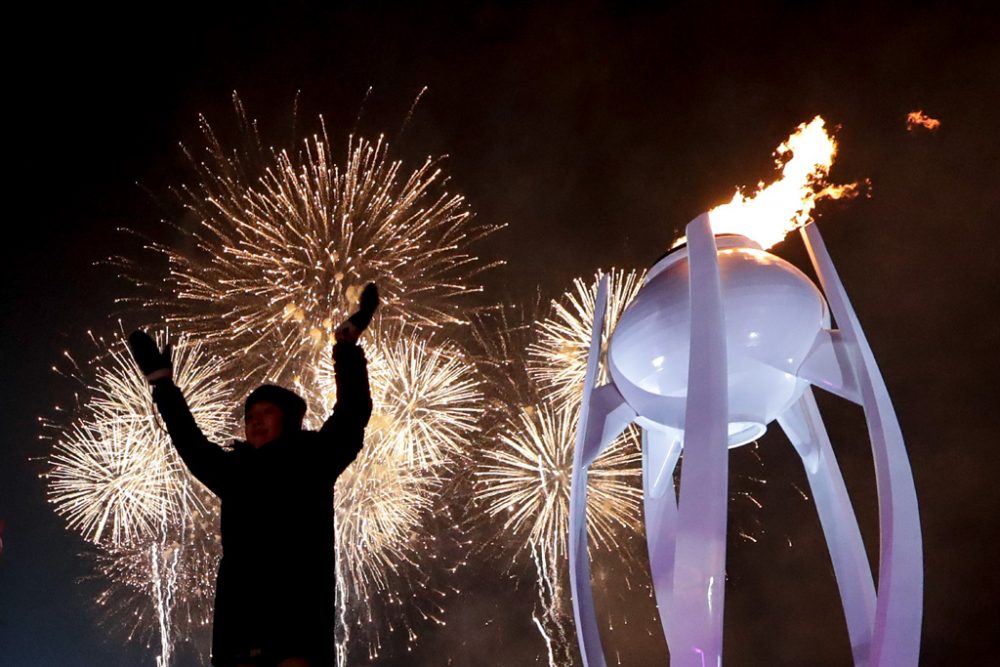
{"left": 91, "top": 510, "right": 219, "bottom": 665}
{"left": 93, "top": 98, "right": 499, "bottom": 663}
{"left": 311, "top": 328, "right": 483, "bottom": 601}
{"left": 471, "top": 296, "right": 644, "bottom": 666}
{"left": 45, "top": 332, "right": 232, "bottom": 666}
{"left": 119, "top": 95, "right": 500, "bottom": 395}
{"left": 477, "top": 402, "right": 642, "bottom": 562}
{"left": 527, "top": 269, "right": 645, "bottom": 409}
{"left": 370, "top": 332, "right": 482, "bottom": 468}
{"left": 47, "top": 333, "right": 234, "bottom": 546}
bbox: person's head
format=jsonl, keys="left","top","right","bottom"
{"left": 243, "top": 384, "right": 307, "bottom": 448}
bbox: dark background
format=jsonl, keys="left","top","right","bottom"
{"left": 2, "top": 2, "right": 998, "bottom": 665}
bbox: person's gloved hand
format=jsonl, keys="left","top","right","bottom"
{"left": 127, "top": 330, "right": 173, "bottom": 384}
{"left": 335, "top": 283, "right": 379, "bottom": 344}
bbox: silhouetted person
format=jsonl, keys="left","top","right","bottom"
{"left": 129, "top": 284, "right": 379, "bottom": 667}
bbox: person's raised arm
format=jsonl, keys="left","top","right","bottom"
{"left": 128, "top": 331, "right": 230, "bottom": 497}
{"left": 318, "top": 283, "right": 377, "bottom": 480}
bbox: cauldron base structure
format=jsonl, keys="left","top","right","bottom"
{"left": 568, "top": 214, "right": 922, "bottom": 667}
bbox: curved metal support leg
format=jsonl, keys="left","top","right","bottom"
{"left": 802, "top": 223, "right": 923, "bottom": 667}
{"left": 570, "top": 387, "right": 633, "bottom": 667}
{"left": 643, "top": 427, "right": 683, "bottom": 654}
{"left": 779, "top": 388, "right": 876, "bottom": 666}
{"left": 569, "top": 275, "right": 611, "bottom": 667}
{"left": 670, "top": 213, "right": 730, "bottom": 667}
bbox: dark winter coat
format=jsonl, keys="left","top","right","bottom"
{"left": 152, "top": 343, "right": 371, "bottom": 666}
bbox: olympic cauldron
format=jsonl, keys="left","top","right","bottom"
{"left": 609, "top": 234, "right": 826, "bottom": 448}
{"left": 568, "top": 213, "right": 923, "bottom": 667}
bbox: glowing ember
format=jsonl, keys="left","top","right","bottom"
{"left": 907, "top": 110, "right": 941, "bottom": 131}
{"left": 676, "top": 116, "right": 860, "bottom": 250}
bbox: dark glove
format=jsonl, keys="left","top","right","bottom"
{"left": 349, "top": 282, "right": 379, "bottom": 331}
{"left": 336, "top": 283, "right": 380, "bottom": 344}
{"left": 127, "top": 330, "right": 173, "bottom": 383}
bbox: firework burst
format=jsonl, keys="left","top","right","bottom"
{"left": 316, "top": 328, "right": 484, "bottom": 468}
{"left": 47, "top": 332, "right": 234, "bottom": 546}
{"left": 53, "top": 98, "right": 498, "bottom": 665}
{"left": 527, "top": 268, "right": 646, "bottom": 408}
{"left": 45, "top": 332, "right": 233, "bottom": 665}
{"left": 312, "top": 328, "right": 483, "bottom": 600}
{"left": 477, "top": 402, "right": 642, "bottom": 561}
{"left": 121, "top": 96, "right": 499, "bottom": 394}
{"left": 470, "top": 293, "right": 644, "bottom": 666}
{"left": 48, "top": 419, "right": 175, "bottom": 545}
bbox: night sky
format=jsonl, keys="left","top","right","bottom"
{"left": 3, "top": 3, "right": 998, "bottom": 665}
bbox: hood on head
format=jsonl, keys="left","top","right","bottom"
{"left": 244, "top": 384, "right": 307, "bottom": 432}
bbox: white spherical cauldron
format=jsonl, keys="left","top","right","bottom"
{"left": 607, "top": 235, "right": 829, "bottom": 447}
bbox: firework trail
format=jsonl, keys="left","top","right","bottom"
{"left": 91, "top": 503, "right": 219, "bottom": 666}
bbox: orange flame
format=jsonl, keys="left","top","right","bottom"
{"left": 678, "top": 116, "right": 860, "bottom": 250}
{"left": 906, "top": 110, "right": 941, "bottom": 131}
